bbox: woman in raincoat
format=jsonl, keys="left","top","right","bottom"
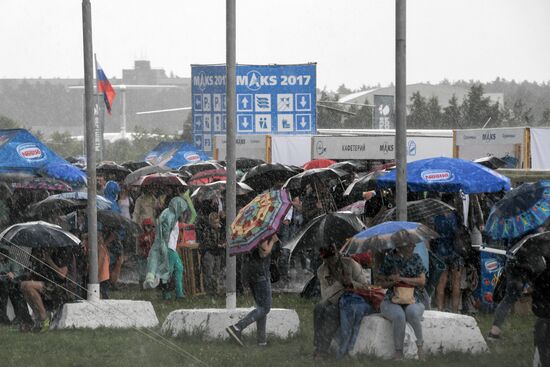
{"left": 143, "top": 196, "right": 193, "bottom": 299}
{"left": 103, "top": 181, "right": 121, "bottom": 213}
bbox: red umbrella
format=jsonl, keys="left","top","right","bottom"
{"left": 133, "top": 173, "right": 187, "bottom": 187}
{"left": 188, "top": 169, "right": 227, "bottom": 185}
{"left": 302, "top": 159, "right": 337, "bottom": 170}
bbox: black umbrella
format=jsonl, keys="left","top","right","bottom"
{"left": 474, "top": 156, "right": 507, "bottom": 170}
{"left": 283, "top": 212, "right": 365, "bottom": 254}
{"left": 0, "top": 221, "right": 80, "bottom": 249}
{"left": 371, "top": 199, "right": 457, "bottom": 226}
{"left": 97, "top": 162, "right": 131, "bottom": 182}
{"left": 282, "top": 167, "right": 350, "bottom": 192}
{"left": 191, "top": 181, "right": 254, "bottom": 202}
{"left": 329, "top": 161, "right": 369, "bottom": 175}
{"left": 240, "top": 163, "right": 298, "bottom": 192}
{"left": 27, "top": 193, "right": 112, "bottom": 218}
{"left": 122, "top": 160, "right": 151, "bottom": 172}
{"left": 343, "top": 170, "right": 387, "bottom": 201}
{"left": 97, "top": 210, "right": 140, "bottom": 234}
{"left": 236, "top": 157, "right": 266, "bottom": 171}
{"left": 123, "top": 165, "right": 172, "bottom": 186}
{"left": 502, "top": 232, "right": 550, "bottom": 281}
{"left": 179, "top": 161, "right": 224, "bottom": 176}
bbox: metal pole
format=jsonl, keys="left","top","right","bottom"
{"left": 82, "top": 0, "right": 99, "bottom": 301}
{"left": 395, "top": 0, "right": 408, "bottom": 221}
{"left": 225, "top": 0, "right": 237, "bottom": 309}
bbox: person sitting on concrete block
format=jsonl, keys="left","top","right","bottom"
{"left": 378, "top": 231, "right": 427, "bottom": 361}
{"left": 312, "top": 243, "right": 371, "bottom": 360}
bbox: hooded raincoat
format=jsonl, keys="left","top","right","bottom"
{"left": 103, "top": 181, "right": 121, "bottom": 213}
{"left": 144, "top": 196, "right": 188, "bottom": 288}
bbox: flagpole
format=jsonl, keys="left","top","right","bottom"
{"left": 82, "top": 0, "right": 99, "bottom": 301}
{"left": 94, "top": 54, "right": 102, "bottom": 162}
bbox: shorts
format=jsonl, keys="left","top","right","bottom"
{"left": 440, "top": 254, "right": 464, "bottom": 271}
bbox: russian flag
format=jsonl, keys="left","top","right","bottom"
{"left": 95, "top": 56, "right": 116, "bottom": 114}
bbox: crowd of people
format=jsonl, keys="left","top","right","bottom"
{"left": 0, "top": 159, "right": 547, "bottom": 365}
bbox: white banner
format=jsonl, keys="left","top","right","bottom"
{"left": 455, "top": 128, "right": 525, "bottom": 146}
{"left": 312, "top": 135, "right": 453, "bottom": 161}
{"left": 213, "top": 135, "right": 267, "bottom": 161}
{"left": 271, "top": 135, "right": 312, "bottom": 166}
{"left": 530, "top": 128, "right": 550, "bottom": 169}
{"left": 455, "top": 128, "right": 525, "bottom": 168}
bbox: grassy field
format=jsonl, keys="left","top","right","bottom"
{"left": 0, "top": 286, "right": 535, "bottom": 367}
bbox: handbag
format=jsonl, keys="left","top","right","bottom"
{"left": 391, "top": 282, "right": 416, "bottom": 305}
{"left": 352, "top": 287, "right": 386, "bottom": 312}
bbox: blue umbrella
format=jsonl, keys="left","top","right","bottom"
{"left": 485, "top": 180, "right": 550, "bottom": 241}
{"left": 377, "top": 157, "right": 510, "bottom": 194}
{"left": 344, "top": 221, "right": 438, "bottom": 254}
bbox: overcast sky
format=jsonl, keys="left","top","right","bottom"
{"left": 1, "top": 0, "right": 549, "bottom": 90}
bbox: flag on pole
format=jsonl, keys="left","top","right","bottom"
{"left": 95, "top": 56, "right": 116, "bottom": 114}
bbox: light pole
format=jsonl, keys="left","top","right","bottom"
{"left": 82, "top": 0, "right": 99, "bottom": 301}
{"left": 225, "top": 0, "right": 237, "bottom": 309}
{"left": 395, "top": 0, "right": 407, "bottom": 221}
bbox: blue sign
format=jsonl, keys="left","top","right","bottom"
{"left": 191, "top": 63, "right": 316, "bottom": 152}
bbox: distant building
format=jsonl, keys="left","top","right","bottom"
{"left": 339, "top": 83, "right": 503, "bottom": 108}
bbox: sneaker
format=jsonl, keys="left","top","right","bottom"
{"left": 40, "top": 317, "right": 50, "bottom": 333}
{"left": 487, "top": 332, "right": 501, "bottom": 340}
{"left": 225, "top": 325, "right": 244, "bottom": 347}
{"left": 257, "top": 341, "right": 268, "bottom": 347}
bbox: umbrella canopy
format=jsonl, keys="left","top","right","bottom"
{"left": 303, "top": 159, "right": 337, "bottom": 170}
{"left": 133, "top": 172, "right": 187, "bottom": 188}
{"left": 121, "top": 160, "right": 150, "bottom": 172}
{"left": 188, "top": 169, "right": 227, "bottom": 186}
{"left": 0, "top": 221, "right": 80, "bottom": 248}
{"left": 97, "top": 162, "right": 131, "bottom": 182}
{"left": 344, "top": 221, "right": 439, "bottom": 255}
{"left": 123, "top": 165, "right": 172, "bottom": 186}
{"left": 97, "top": 209, "right": 141, "bottom": 237}
{"left": 180, "top": 161, "right": 224, "bottom": 176}
{"left": 28, "top": 192, "right": 112, "bottom": 218}
{"left": 329, "top": 161, "right": 369, "bottom": 174}
{"left": 343, "top": 170, "right": 387, "bottom": 201}
{"left": 191, "top": 181, "right": 254, "bottom": 202}
{"left": 229, "top": 190, "right": 292, "bottom": 256}
{"left": 474, "top": 156, "right": 507, "bottom": 170}
{"left": 485, "top": 180, "right": 550, "bottom": 240}
{"left": 236, "top": 158, "right": 265, "bottom": 171}
{"left": 283, "top": 212, "right": 365, "bottom": 254}
{"left": 144, "top": 141, "right": 210, "bottom": 169}
{"left": 377, "top": 157, "right": 511, "bottom": 194}
{"left": 371, "top": 198, "right": 457, "bottom": 226}
{"left": 11, "top": 177, "right": 73, "bottom": 192}
{"left": 283, "top": 167, "right": 350, "bottom": 192}
{"left": 240, "top": 163, "right": 298, "bottom": 192}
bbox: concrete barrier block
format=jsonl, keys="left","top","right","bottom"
{"left": 53, "top": 300, "right": 159, "bottom": 329}
{"left": 349, "top": 310, "right": 488, "bottom": 359}
{"left": 161, "top": 308, "right": 300, "bottom": 340}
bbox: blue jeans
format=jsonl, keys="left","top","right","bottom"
{"left": 337, "top": 293, "right": 372, "bottom": 358}
{"left": 381, "top": 300, "right": 425, "bottom": 352}
{"left": 236, "top": 277, "right": 272, "bottom": 343}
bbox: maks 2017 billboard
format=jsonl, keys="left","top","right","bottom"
{"left": 191, "top": 63, "right": 316, "bottom": 153}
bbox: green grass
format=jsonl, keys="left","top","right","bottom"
{"left": 0, "top": 285, "right": 536, "bottom": 367}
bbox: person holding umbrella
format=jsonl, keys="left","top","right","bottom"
{"left": 378, "top": 230, "right": 427, "bottom": 361}
{"left": 225, "top": 189, "right": 293, "bottom": 347}
{"left": 20, "top": 247, "right": 72, "bottom": 332}
{"left": 226, "top": 234, "right": 279, "bottom": 347}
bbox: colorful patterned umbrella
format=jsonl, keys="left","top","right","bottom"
{"left": 485, "top": 180, "right": 550, "bottom": 240}
{"left": 229, "top": 189, "right": 292, "bottom": 256}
